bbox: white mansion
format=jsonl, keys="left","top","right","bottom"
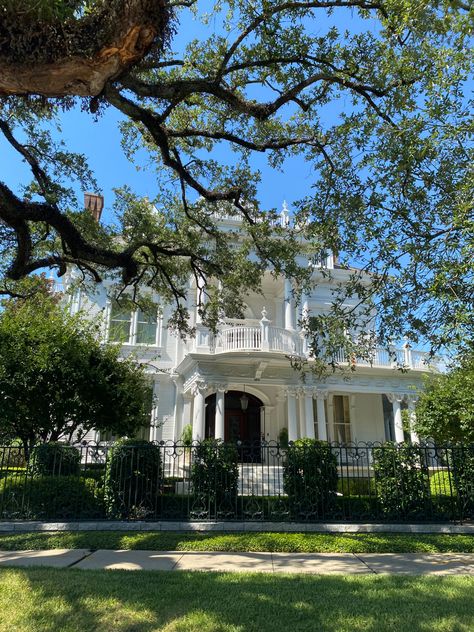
{"left": 67, "top": 202, "right": 439, "bottom": 448}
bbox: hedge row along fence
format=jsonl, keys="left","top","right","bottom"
{"left": 0, "top": 439, "right": 473, "bottom": 523}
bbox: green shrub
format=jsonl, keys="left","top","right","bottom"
{"left": 180, "top": 424, "right": 193, "bottom": 446}
{"left": 191, "top": 439, "right": 239, "bottom": 515}
{"left": 373, "top": 442, "right": 431, "bottom": 519}
{"left": 0, "top": 475, "right": 104, "bottom": 520}
{"left": 278, "top": 427, "right": 289, "bottom": 449}
{"left": 449, "top": 445, "right": 474, "bottom": 519}
{"left": 104, "top": 439, "right": 162, "bottom": 519}
{"left": 337, "top": 477, "right": 375, "bottom": 497}
{"left": 29, "top": 442, "right": 80, "bottom": 477}
{"left": 283, "top": 439, "right": 338, "bottom": 519}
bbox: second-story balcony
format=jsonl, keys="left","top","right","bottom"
{"left": 190, "top": 315, "right": 441, "bottom": 371}
{"left": 214, "top": 322, "right": 303, "bottom": 356}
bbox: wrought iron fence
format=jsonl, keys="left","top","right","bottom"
{"left": 0, "top": 441, "right": 473, "bottom": 523}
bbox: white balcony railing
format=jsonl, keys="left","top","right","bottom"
{"left": 191, "top": 317, "right": 440, "bottom": 371}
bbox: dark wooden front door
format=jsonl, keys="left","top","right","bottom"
{"left": 225, "top": 409, "right": 246, "bottom": 442}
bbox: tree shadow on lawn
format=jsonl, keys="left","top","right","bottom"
{"left": 1, "top": 568, "right": 474, "bottom": 632}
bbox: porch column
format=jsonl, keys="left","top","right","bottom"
{"left": 315, "top": 390, "right": 328, "bottom": 441}
{"left": 284, "top": 278, "right": 295, "bottom": 330}
{"left": 150, "top": 379, "right": 161, "bottom": 442}
{"left": 387, "top": 393, "right": 405, "bottom": 443}
{"left": 303, "top": 387, "right": 316, "bottom": 439}
{"left": 286, "top": 387, "right": 298, "bottom": 442}
{"left": 298, "top": 390, "right": 306, "bottom": 438}
{"left": 407, "top": 395, "right": 419, "bottom": 443}
{"left": 215, "top": 384, "right": 227, "bottom": 441}
{"left": 191, "top": 380, "right": 207, "bottom": 440}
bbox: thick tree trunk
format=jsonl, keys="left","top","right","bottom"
{"left": 0, "top": 25, "right": 156, "bottom": 97}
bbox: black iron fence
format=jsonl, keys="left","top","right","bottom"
{"left": 0, "top": 440, "right": 473, "bottom": 523}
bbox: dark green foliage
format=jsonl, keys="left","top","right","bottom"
{"left": 0, "top": 475, "right": 104, "bottom": 520}
{"left": 450, "top": 445, "right": 474, "bottom": 519}
{"left": 104, "top": 439, "right": 162, "bottom": 519}
{"left": 29, "top": 442, "right": 80, "bottom": 477}
{"left": 415, "top": 351, "right": 474, "bottom": 443}
{"left": 283, "top": 439, "right": 338, "bottom": 519}
{"left": 0, "top": 288, "right": 153, "bottom": 452}
{"left": 373, "top": 443, "right": 431, "bottom": 519}
{"left": 278, "top": 427, "right": 289, "bottom": 449}
{"left": 191, "top": 439, "right": 239, "bottom": 513}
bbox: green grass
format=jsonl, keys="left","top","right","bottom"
{"left": 0, "top": 568, "right": 473, "bottom": 632}
{"left": 2, "top": 530, "right": 474, "bottom": 553}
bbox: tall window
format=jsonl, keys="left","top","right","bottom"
{"left": 108, "top": 302, "right": 159, "bottom": 346}
{"left": 109, "top": 302, "right": 132, "bottom": 343}
{"left": 333, "top": 395, "right": 351, "bottom": 443}
{"left": 136, "top": 308, "right": 158, "bottom": 345}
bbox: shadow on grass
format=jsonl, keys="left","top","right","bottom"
{"left": 2, "top": 530, "right": 474, "bottom": 553}
{"left": 1, "top": 568, "right": 474, "bottom": 632}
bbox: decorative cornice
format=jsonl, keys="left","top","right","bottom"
{"left": 314, "top": 389, "right": 329, "bottom": 401}
{"left": 386, "top": 392, "right": 408, "bottom": 404}
{"left": 190, "top": 379, "right": 208, "bottom": 397}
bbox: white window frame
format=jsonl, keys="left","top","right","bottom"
{"left": 332, "top": 394, "right": 352, "bottom": 444}
{"left": 106, "top": 300, "right": 162, "bottom": 347}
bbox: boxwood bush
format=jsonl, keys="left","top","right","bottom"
{"left": 283, "top": 439, "right": 338, "bottom": 519}
{"left": 373, "top": 442, "right": 431, "bottom": 519}
{"left": 450, "top": 445, "right": 474, "bottom": 519}
{"left": 0, "top": 475, "right": 104, "bottom": 520}
{"left": 191, "top": 439, "right": 239, "bottom": 517}
{"left": 104, "top": 439, "right": 162, "bottom": 519}
{"left": 29, "top": 442, "right": 80, "bottom": 477}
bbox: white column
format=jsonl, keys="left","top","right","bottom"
{"left": 172, "top": 378, "right": 184, "bottom": 441}
{"left": 304, "top": 387, "right": 316, "bottom": 439}
{"left": 215, "top": 385, "right": 226, "bottom": 441}
{"left": 387, "top": 393, "right": 405, "bottom": 443}
{"left": 315, "top": 390, "right": 328, "bottom": 441}
{"left": 326, "top": 394, "right": 334, "bottom": 442}
{"left": 150, "top": 379, "right": 161, "bottom": 442}
{"left": 284, "top": 278, "right": 295, "bottom": 330}
{"left": 298, "top": 390, "right": 305, "bottom": 438}
{"left": 192, "top": 381, "right": 207, "bottom": 440}
{"left": 286, "top": 388, "right": 298, "bottom": 442}
{"left": 407, "top": 396, "right": 419, "bottom": 443}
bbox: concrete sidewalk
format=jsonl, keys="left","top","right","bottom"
{"left": 1, "top": 549, "right": 474, "bottom": 574}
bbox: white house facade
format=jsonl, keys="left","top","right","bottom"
{"left": 65, "top": 205, "right": 439, "bottom": 449}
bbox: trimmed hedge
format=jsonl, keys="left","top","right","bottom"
{"left": 283, "top": 439, "right": 338, "bottom": 520}
{"left": 191, "top": 439, "right": 239, "bottom": 517}
{"left": 104, "top": 439, "right": 162, "bottom": 519}
{"left": 0, "top": 475, "right": 104, "bottom": 520}
{"left": 373, "top": 442, "right": 431, "bottom": 519}
{"left": 29, "top": 442, "right": 80, "bottom": 477}
{"left": 450, "top": 445, "right": 474, "bottom": 518}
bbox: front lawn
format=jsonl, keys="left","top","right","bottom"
{"left": 0, "top": 568, "right": 473, "bottom": 632}
{"left": 1, "top": 530, "right": 474, "bottom": 553}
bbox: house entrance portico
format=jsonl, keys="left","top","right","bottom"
{"left": 205, "top": 390, "right": 263, "bottom": 443}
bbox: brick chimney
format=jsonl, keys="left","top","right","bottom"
{"left": 84, "top": 192, "right": 104, "bottom": 222}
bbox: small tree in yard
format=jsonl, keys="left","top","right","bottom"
{"left": 0, "top": 283, "right": 152, "bottom": 458}
{"left": 415, "top": 348, "right": 474, "bottom": 444}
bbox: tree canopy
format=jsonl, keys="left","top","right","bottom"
{"left": 0, "top": 279, "right": 153, "bottom": 453}
{"left": 0, "top": 1, "right": 472, "bottom": 363}
{"left": 415, "top": 348, "right": 474, "bottom": 443}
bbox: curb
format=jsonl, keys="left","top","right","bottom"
{"left": 1, "top": 521, "right": 473, "bottom": 534}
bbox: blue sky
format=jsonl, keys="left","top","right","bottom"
{"left": 1, "top": 1, "right": 380, "bottom": 224}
